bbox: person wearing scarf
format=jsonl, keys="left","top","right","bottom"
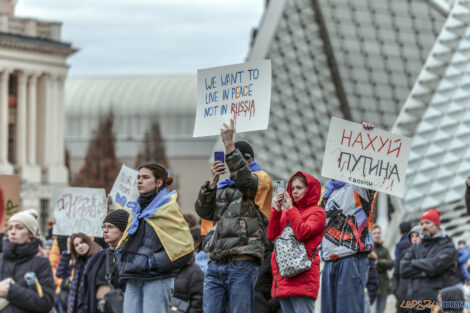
{"left": 0, "top": 211, "right": 55, "bottom": 313}
{"left": 195, "top": 119, "right": 272, "bottom": 313}
{"left": 116, "top": 163, "right": 193, "bottom": 313}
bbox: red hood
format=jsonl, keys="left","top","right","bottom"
{"left": 287, "top": 171, "right": 321, "bottom": 209}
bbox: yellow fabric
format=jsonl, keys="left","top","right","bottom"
{"left": 35, "top": 280, "right": 44, "bottom": 297}
{"left": 253, "top": 171, "right": 273, "bottom": 220}
{"left": 118, "top": 193, "right": 194, "bottom": 262}
{"left": 201, "top": 170, "right": 273, "bottom": 235}
{"left": 49, "top": 239, "right": 63, "bottom": 294}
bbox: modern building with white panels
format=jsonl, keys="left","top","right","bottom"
{"left": 242, "top": 0, "right": 470, "bottom": 244}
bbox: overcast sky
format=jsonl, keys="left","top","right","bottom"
{"left": 15, "top": 0, "right": 265, "bottom": 77}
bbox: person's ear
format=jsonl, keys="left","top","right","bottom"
{"left": 156, "top": 178, "right": 163, "bottom": 189}
{"left": 246, "top": 158, "right": 254, "bottom": 166}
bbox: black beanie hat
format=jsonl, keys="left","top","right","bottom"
{"left": 234, "top": 140, "right": 254, "bottom": 160}
{"left": 399, "top": 221, "right": 412, "bottom": 234}
{"left": 104, "top": 209, "right": 129, "bottom": 233}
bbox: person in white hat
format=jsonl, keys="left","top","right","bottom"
{"left": 0, "top": 211, "right": 55, "bottom": 313}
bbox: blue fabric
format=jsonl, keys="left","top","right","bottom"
{"left": 322, "top": 179, "right": 346, "bottom": 199}
{"left": 203, "top": 260, "right": 259, "bottom": 313}
{"left": 216, "top": 161, "right": 261, "bottom": 189}
{"left": 123, "top": 278, "right": 174, "bottom": 313}
{"left": 77, "top": 250, "right": 107, "bottom": 313}
{"left": 394, "top": 235, "right": 410, "bottom": 267}
{"left": 195, "top": 251, "right": 210, "bottom": 274}
{"left": 458, "top": 247, "right": 470, "bottom": 281}
{"left": 126, "top": 188, "right": 176, "bottom": 235}
{"left": 279, "top": 297, "right": 315, "bottom": 313}
{"left": 321, "top": 254, "right": 369, "bottom": 313}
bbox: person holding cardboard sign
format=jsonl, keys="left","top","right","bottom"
{"left": 195, "top": 118, "right": 272, "bottom": 313}
{"left": 320, "top": 122, "right": 378, "bottom": 313}
{"left": 115, "top": 163, "right": 193, "bottom": 313}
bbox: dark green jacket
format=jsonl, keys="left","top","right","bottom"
{"left": 373, "top": 241, "right": 393, "bottom": 295}
{"left": 195, "top": 149, "right": 269, "bottom": 265}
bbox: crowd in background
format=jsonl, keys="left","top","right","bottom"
{"left": 0, "top": 120, "right": 467, "bottom": 313}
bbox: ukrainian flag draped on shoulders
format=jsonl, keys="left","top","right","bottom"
{"left": 118, "top": 189, "right": 193, "bottom": 262}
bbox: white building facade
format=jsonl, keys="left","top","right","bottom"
{"left": 0, "top": 1, "right": 75, "bottom": 229}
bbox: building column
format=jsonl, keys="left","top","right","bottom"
{"left": 15, "top": 71, "right": 27, "bottom": 166}
{"left": 19, "top": 72, "right": 41, "bottom": 183}
{"left": 0, "top": 69, "right": 13, "bottom": 174}
{"left": 42, "top": 73, "right": 67, "bottom": 184}
{"left": 56, "top": 75, "right": 65, "bottom": 167}
{"left": 27, "top": 73, "right": 38, "bottom": 165}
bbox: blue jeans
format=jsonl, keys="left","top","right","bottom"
{"left": 321, "top": 254, "right": 369, "bottom": 313}
{"left": 203, "top": 260, "right": 259, "bottom": 313}
{"left": 279, "top": 296, "right": 315, "bottom": 313}
{"left": 372, "top": 293, "right": 387, "bottom": 313}
{"left": 123, "top": 278, "right": 174, "bottom": 313}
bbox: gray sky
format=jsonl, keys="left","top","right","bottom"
{"left": 15, "top": 0, "right": 264, "bottom": 77}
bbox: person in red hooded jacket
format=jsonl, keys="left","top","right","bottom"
{"left": 267, "top": 172, "right": 326, "bottom": 313}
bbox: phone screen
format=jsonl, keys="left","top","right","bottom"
{"left": 214, "top": 151, "right": 224, "bottom": 163}
{"left": 276, "top": 181, "right": 285, "bottom": 195}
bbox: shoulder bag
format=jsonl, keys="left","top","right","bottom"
{"left": 274, "top": 222, "right": 312, "bottom": 278}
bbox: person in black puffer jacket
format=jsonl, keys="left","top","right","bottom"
{"left": 400, "top": 210, "right": 461, "bottom": 313}
{"left": 0, "top": 211, "right": 55, "bottom": 313}
{"left": 392, "top": 225, "right": 421, "bottom": 313}
{"left": 116, "top": 163, "right": 193, "bottom": 313}
{"left": 172, "top": 253, "right": 204, "bottom": 313}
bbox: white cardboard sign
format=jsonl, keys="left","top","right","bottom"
{"left": 193, "top": 60, "right": 272, "bottom": 137}
{"left": 321, "top": 117, "right": 412, "bottom": 198}
{"left": 52, "top": 187, "right": 108, "bottom": 237}
{"left": 109, "top": 164, "right": 139, "bottom": 212}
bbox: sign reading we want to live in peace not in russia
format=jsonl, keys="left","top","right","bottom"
{"left": 193, "top": 60, "right": 272, "bottom": 137}
{"left": 321, "top": 117, "right": 412, "bottom": 198}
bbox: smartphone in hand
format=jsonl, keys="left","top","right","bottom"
{"left": 276, "top": 181, "right": 287, "bottom": 203}
{"left": 214, "top": 151, "right": 225, "bottom": 163}
{"left": 276, "top": 181, "right": 286, "bottom": 195}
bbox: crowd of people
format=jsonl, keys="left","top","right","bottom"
{"left": 0, "top": 119, "right": 467, "bottom": 313}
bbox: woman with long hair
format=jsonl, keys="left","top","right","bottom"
{"left": 0, "top": 211, "right": 55, "bottom": 313}
{"left": 56, "top": 232, "right": 101, "bottom": 313}
{"left": 116, "top": 163, "right": 193, "bottom": 313}
{"left": 268, "top": 172, "right": 326, "bottom": 313}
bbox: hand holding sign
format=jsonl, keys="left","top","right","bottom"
{"left": 362, "top": 122, "right": 374, "bottom": 130}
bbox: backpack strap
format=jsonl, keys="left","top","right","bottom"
{"left": 105, "top": 250, "right": 114, "bottom": 290}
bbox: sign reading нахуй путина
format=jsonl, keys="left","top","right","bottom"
{"left": 321, "top": 117, "right": 412, "bottom": 198}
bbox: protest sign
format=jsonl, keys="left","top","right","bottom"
{"left": 0, "top": 175, "right": 20, "bottom": 232}
{"left": 52, "top": 187, "right": 107, "bottom": 237}
{"left": 193, "top": 60, "right": 272, "bottom": 137}
{"left": 109, "top": 164, "right": 139, "bottom": 212}
{"left": 321, "top": 117, "right": 412, "bottom": 198}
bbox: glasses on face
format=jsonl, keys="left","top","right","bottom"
{"left": 101, "top": 225, "right": 117, "bottom": 231}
